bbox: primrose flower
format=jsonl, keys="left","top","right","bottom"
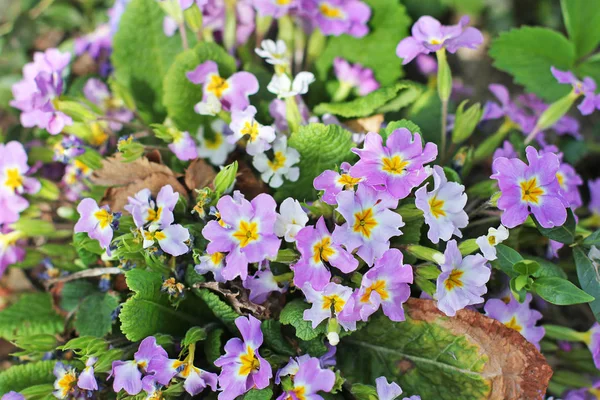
{"left": 274, "top": 198, "right": 309, "bottom": 242}
{"left": 269, "top": 97, "right": 310, "bottom": 132}
{"left": 187, "top": 60, "right": 259, "bottom": 112}
{"left": 141, "top": 224, "right": 190, "bottom": 256}
{"left": 293, "top": 217, "right": 358, "bottom": 290}
{"left": 1, "top": 229, "right": 25, "bottom": 277}
{"left": 551, "top": 67, "right": 598, "bottom": 115}
{"left": 585, "top": 322, "right": 600, "bottom": 369}
{"left": 214, "top": 315, "right": 272, "bottom": 400}
{"left": 435, "top": 240, "right": 490, "bottom": 317}
{"left": 83, "top": 78, "right": 133, "bottom": 131}
{"left": 355, "top": 248, "right": 413, "bottom": 322}
{"left": 589, "top": 178, "right": 600, "bottom": 215}
{"left": 482, "top": 84, "right": 535, "bottom": 133}
{"left": 333, "top": 184, "right": 404, "bottom": 266}
{"left": 314, "top": 162, "right": 362, "bottom": 205}
{"left": 415, "top": 165, "right": 468, "bottom": 244}
{"left": 168, "top": 130, "right": 198, "bottom": 161}
{"left": 557, "top": 161, "right": 583, "bottom": 210}
{"left": 476, "top": 225, "right": 509, "bottom": 261}
{"left": 303, "top": 0, "right": 371, "bottom": 38}
{"left": 252, "top": 135, "right": 300, "bottom": 187}
{"left": 255, "top": 39, "right": 290, "bottom": 66}
{"left": 75, "top": 24, "right": 111, "bottom": 61}
{"left": 54, "top": 135, "right": 85, "bottom": 164}
{"left": 229, "top": 106, "right": 276, "bottom": 156}
{"left": 202, "top": 193, "right": 281, "bottom": 280}
{"left": 302, "top": 281, "right": 356, "bottom": 331}
{"left": 484, "top": 293, "right": 545, "bottom": 349}
{"left": 1, "top": 392, "right": 24, "bottom": 400}
{"left": 243, "top": 266, "right": 287, "bottom": 303}
{"left": 110, "top": 336, "right": 168, "bottom": 395}
{"left": 196, "top": 119, "right": 236, "bottom": 166}
{"left": 77, "top": 357, "right": 98, "bottom": 391}
{"left": 74, "top": 198, "right": 121, "bottom": 252}
{"left": 350, "top": 129, "right": 437, "bottom": 199}
{"left": 53, "top": 362, "right": 78, "bottom": 399}
{"left": 252, "top": 0, "right": 297, "bottom": 18}
{"left": 396, "top": 16, "right": 483, "bottom": 64}
{"left": 125, "top": 185, "right": 179, "bottom": 230}
{"left": 195, "top": 251, "right": 226, "bottom": 282}
{"left": 491, "top": 146, "right": 567, "bottom": 229}
{"left": 276, "top": 356, "right": 335, "bottom": 400}
{"left": 375, "top": 377, "right": 404, "bottom": 400}
{"left": 492, "top": 140, "right": 517, "bottom": 160}
{"left": 62, "top": 160, "right": 93, "bottom": 201}
{"left": 267, "top": 72, "right": 315, "bottom": 98}
{"left": 333, "top": 57, "right": 380, "bottom": 96}
{"left": 518, "top": 92, "right": 583, "bottom": 139}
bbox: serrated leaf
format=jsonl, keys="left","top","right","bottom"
{"left": 574, "top": 247, "right": 600, "bottom": 322}
{"left": 0, "top": 293, "right": 64, "bottom": 341}
{"left": 338, "top": 299, "right": 552, "bottom": 399}
{"left": 261, "top": 320, "right": 295, "bottom": 356}
{"left": 532, "top": 276, "right": 594, "bottom": 305}
{"left": 561, "top": 0, "right": 600, "bottom": 58}
{"left": 533, "top": 209, "right": 577, "bottom": 244}
{"left": 182, "top": 327, "right": 208, "bottom": 347}
{"left": 275, "top": 123, "right": 356, "bottom": 202}
{"left": 0, "top": 360, "right": 58, "bottom": 394}
{"left": 60, "top": 281, "right": 99, "bottom": 312}
{"left": 244, "top": 386, "right": 273, "bottom": 400}
{"left": 489, "top": 26, "right": 575, "bottom": 101}
{"left": 380, "top": 119, "right": 422, "bottom": 140}
{"left": 74, "top": 293, "right": 120, "bottom": 337}
{"left": 279, "top": 299, "right": 326, "bottom": 341}
{"left": 163, "top": 42, "right": 236, "bottom": 133}
{"left": 191, "top": 288, "right": 238, "bottom": 330}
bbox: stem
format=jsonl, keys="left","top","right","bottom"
{"left": 440, "top": 98, "right": 448, "bottom": 159}
{"left": 332, "top": 82, "right": 353, "bottom": 103}
{"left": 45, "top": 267, "right": 122, "bottom": 287}
{"left": 179, "top": 23, "right": 189, "bottom": 50}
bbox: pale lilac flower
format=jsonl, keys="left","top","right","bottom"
{"left": 585, "top": 323, "right": 600, "bottom": 369}
{"left": 267, "top": 72, "right": 315, "bottom": 98}
{"left": 564, "top": 381, "right": 600, "bottom": 400}
{"left": 491, "top": 146, "right": 567, "bottom": 229}
{"left": 557, "top": 161, "right": 583, "bottom": 210}
{"left": 141, "top": 224, "right": 190, "bottom": 256}
{"left": 255, "top": 39, "right": 290, "bottom": 65}
{"left": 77, "top": 357, "right": 98, "bottom": 391}
{"left": 484, "top": 293, "right": 545, "bottom": 349}
{"left": 313, "top": 162, "right": 362, "bottom": 205}
{"left": 396, "top": 16, "right": 483, "bottom": 64}
{"left": 551, "top": 66, "right": 598, "bottom": 115}
{"left": 83, "top": 78, "right": 134, "bottom": 131}
{"left": 492, "top": 140, "right": 517, "bottom": 160}
{"left": 243, "top": 266, "right": 286, "bottom": 303}
{"left": 229, "top": 106, "right": 276, "bottom": 156}
{"left": 435, "top": 240, "right": 490, "bottom": 317}
{"left": 355, "top": 249, "right": 413, "bottom": 322}
{"left": 415, "top": 165, "right": 468, "bottom": 244}
{"left": 302, "top": 282, "right": 356, "bottom": 331}
{"left": 1, "top": 392, "right": 24, "bottom": 400}
{"left": 275, "top": 355, "right": 310, "bottom": 383}
{"left": 201, "top": 0, "right": 255, "bottom": 48}
{"left": 350, "top": 129, "right": 437, "bottom": 199}
{"left": 196, "top": 119, "right": 236, "bottom": 166}
{"left": 195, "top": 252, "right": 226, "bottom": 282}
{"left": 202, "top": 193, "right": 281, "bottom": 280}
{"left": 275, "top": 356, "right": 335, "bottom": 400}
{"left": 476, "top": 225, "right": 509, "bottom": 261}
{"left": 415, "top": 54, "right": 438, "bottom": 76}
{"left": 269, "top": 97, "right": 310, "bottom": 132}
{"left": 125, "top": 185, "right": 179, "bottom": 230}
{"left": 252, "top": 135, "right": 300, "bottom": 187}
{"left": 54, "top": 135, "right": 85, "bottom": 163}
{"left": 302, "top": 0, "right": 371, "bottom": 38}
{"left": 333, "top": 184, "right": 404, "bottom": 266}
{"left": 214, "top": 316, "right": 272, "bottom": 400}
{"left": 74, "top": 198, "right": 120, "bottom": 252}
{"left": 293, "top": 217, "right": 358, "bottom": 290}
{"left": 168, "top": 130, "right": 198, "bottom": 161}
{"left": 589, "top": 178, "right": 600, "bottom": 215}
{"left": 187, "top": 61, "right": 259, "bottom": 112}
{"left": 253, "top": 0, "right": 297, "bottom": 19}
{"left": 0, "top": 229, "right": 25, "bottom": 278}
{"left": 274, "top": 198, "right": 308, "bottom": 242}
{"left": 75, "top": 24, "right": 111, "bottom": 60}
{"left": 53, "top": 362, "right": 78, "bottom": 399}
{"left": 375, "top": 377, "right": 403, "bottom": 400}
{"left": 482, "top": 84, "right": 535, "bottom": 133}
{"left": 333, "top": 57, "right": 380, "bottom": 96}
{"left": 61, "top": 160, "right": 93, "bottom": 201}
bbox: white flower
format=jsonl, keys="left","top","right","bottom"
{"left": 476, "top": 225, "right": 509, "bottom": 261}
{"left": 197, "top": 119, "right": 236, "bottom": 166}
{"left": 252, "top": 135, "right": 300, "bottom": 188}
{"left": 194, "top": 93, "right": 222, "bottom": 116}
{"left": 229, "top": 106, "right": 276, "bottom": 156}
{"left": 274, "top": 198, "right": 308, "bottom": 242}
{"left": 255, "top": 39, "right": 289, "bottom": 66}
{"left": 267, "top": 72, "right": 315, "bottom": 98}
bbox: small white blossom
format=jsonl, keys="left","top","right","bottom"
{"left": 274, "top": 198, "right": 308, "bottom": 242}
{"left": 255, "top": 39, "right": 289, "bottom": 66}
{"left": 252, "top": 135, "right": 300, "bottom": 188}
{"left": 476, "top": 225, "right": 509, "bottom": 261}
{"left": 267, "top": 72, "right": 315, "bottom": 98}
{"left": 194, "top": 93, "right": 222, "bottom": 116}
{"left": 229, "top": 106, "right": 276, "bottom": 156}
{"left": 196, "top": 119, "right": 236, "bottom": 166}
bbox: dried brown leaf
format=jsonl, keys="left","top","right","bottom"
{"left": 184, "top": 158, "right": 216, "bottom": 191}
{"left": 345, "top": 114, "right": 384, "bottom": 133}
{"left": 234, "top": 158, "right": 270, "bottom": 199}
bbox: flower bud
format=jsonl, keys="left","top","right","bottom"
{"left": 213, "top": 161, "right": 238, "bottom": 197}
{"left": 184, "top": 5, "right": 203, "bottom": 33}
{"left": 435, "top": 49, "right": 452, "bottom": 102}
{"left": 406, "top": 245, "right": 445, "bottom": 264}
{"left": 452, "top": 100, "right": 483, "bottom": 144}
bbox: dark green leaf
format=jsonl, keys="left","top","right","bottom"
{"left": 513, "top": 260, "right": 540, "bottom": 276}
{"left": 74, "top": 293, "right": 120, "bottom": 337}
{"left": 574, "top": 247, "right": 600, "bottom": 322}
{"left": 533, "top": 209, "right": 577, "bottom": 244}
{"left": 532, "top": 276, "right": 594, "bottom": 305}
{"left": 583, "top": 230, "right": 600, "bottom": 247}
{"left": 244, "top": 386, "right": 273, "bottom": 400}
{"left": 261, "top": 320, "right": 295, "bottom": 356}
{"left": 492, "top": 245, "right": 522, "bottom": 278}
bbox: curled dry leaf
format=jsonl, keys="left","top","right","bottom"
{"left": 193, "top": 281, "right": 270, "bottom": 320}
{"left": 184, "top": 158, "right": 216, "bottom": 192}
{"left": 344, "top": 113, "right": 385, "bottom": 134}
{"left": 234, "top": 157, "right": 270, "bottom": 199}
{"left": 338, "top": 298, "right": 552, "bottom": 400}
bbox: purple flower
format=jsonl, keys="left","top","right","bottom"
{"left": 77, "top": 357, "right": 98, "bottom": 391}
{"left": 229, "top": 106, "right": 276, "bottom": 156}
{"left": 1, "top": 392, "right": 24, "bottom": 400}
{"left": 125, "top": 185, "right": 179, "bottom": 230}
{"left": 589, "top": 178, "right": 600, "bottom": 214}
{"left": 293, "top": 217, "right": 358, "bottom": 290}
{"left": 83, "top": 78, "right": 134, "bottom": 131}
{"left": 435, "top": 240, "right": 490, "bottom": 317}
{"left": 74, "top": 198, "right": 121, "bottom": 252}
{"left": 333, "top": 57, "right": 380, "bottom": 96}
{"left": 168, "top": 130, "right": 198, "bottom": 161}
{"left": 75, "top": 24, "right": 111, "bottom": 60}
{"left": 0, "top": 231, "right": 25, "bottom": 276}
{"left": 350, "top": 129, "right": 437, "bottom": 199}
{"left": 482, "top": 84, "right": 535, "bottom": 133}
{"left": 242, "top": 265, "right": 286, "bottom": 303}
{"left": 53, "top": 362, "right": 78, "bottom": 399}
{"left": 354, "top": 249, "right": 413, "bottom": 322}
{"left": 214, "top": 315, "right": 272, "bottom": 400}
{"left": 110, "top": 336, "right": 168, "bottom": 395}
{"left": 557, "top": 161, "right": 583, "bottom": 210}
{"left": 302, "top": 281, "right": 357, "bottom": 332}
{"left": 333, "top": 184, "right": 404, "bottom": 266}
{"left": 415, "top": 165, "right": 468, "bottom": 244}
{"left": 517, "top": 92, "right": 583, "bottom": 140}
{"left": 275, "top": 356, "right": 335, "bottom": 400}
{"left": 564, "top": 381, "right": 600, "bottom": 400}
{"left": 586, "top": 323, "right": 600, "bottom": 369}
{"left": 187, "top": 61, "right": 259, "bottom": 113}
{"left": 484, "top": 294, "right": 545, "bottom": 349}
{"left": 252, "top": 0, "right": 298, "bottom": 18}
{"left": 551, "top": 66, "right": 598, "bottom": 115}
{"left": 492, "top": 140, "right": 517, "bottom": 160}
{"left": 415, "top": 54, "right": 438, "bottom": 76}
{"left": 302, "top": 0, "right": 371, "bottom": 38}
{"left": 396, "top": 16, "right": 483, "bottom": 64}
{"left": 202, "top": 192, "right": 281, "bottom": 280}
{"left": 375, "top": 377, "right": 403, "bottom": 400}
{"left": 313, "top": 162, "right": 363, "bottom": 205}
{"left": 196, "top": 251, "right": 226, "bottom": 282}
{"left": 142, "top": 224, "right": 190, "bottom": 256}
{"left": 491, "top": 146, "right": 567, "bottom": 229}
{"left": 269, "top": 96, "right": 310, "bottom": 132}
{"left": 54, "top": 135, "right": 85, "bottom": 164}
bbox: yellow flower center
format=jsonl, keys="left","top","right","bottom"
{"left": 241, "top": 121, "right": 260, "bottom": 141}
{"left": 430, "top": 38, "right": 442, "bottom": 45}
{"left": 488, "top": 235, "right": 496, "bottom": 245}
{"left": 289, "top": 386, "right": 307, "bottom": 400}
{"left": 504, "top": 316, "right": 522, "bottom": 332}
{"left": 90, "top": 122, "right": 109, "bottom": 146}
{"left": 56, "top": 370, "right": 77, "bottom": 397}
{"left": 444, "top": 269, "right": 464, "bottom": 291}
{"left": 94, "top": 209, "right": 114, "bottom": 229}
{"left": 4, "top": 168, "right": 23, "bottom": 192}
{"left": 206, "top": 75, "right": 229, "bottom": 98}
{"left": 352, "top": 207, "right": 378, "bottom": 238}
{"left": 337, "top": 174, "right": 361, "bottom": 189}
{"left": 276, "top": 0, "right": 292, "bottom": 4}
{"left": 520, "top": 177, "right": 544, "bottom": 204}
{"left": 74, "top": 160, "right": 91, "bottom": 175}
{"left": 146, "top": 207, "right": 163, "bottom": 223}
{"left": 205, "top": 133, "right": 223, "bottom": 150}
{"left": 239, "top": 346, "right": 260, "bottom": 376}
{"left": 319, "top": 2, "right": 343, "bottom": 18}
{"left": 312, "top": 236, "right": 335, "bottom": 264}
{"left": 322, "top": 294, "right": 345, "bottom": 313}
{"left": 360, "top": 280, "right": 389, "bottom": 303}
{"left": 556, "top": 172, "right": 565, "bottom": 188}
{"left": 381, "top": 155, "right": 410, "bottom": 175}
{"left": 428, "top": 195, "right": 446, "bottom": 219}
{"left": 210, "top": 252, "right": 225, "bottom": 265}
{"left": 144, "top": 230, "right": 167, "bottom": 241}
{"left": 267, "top": 151, "right": 286, "bottom": 171}
{"left": 232, "top": 220, "right": 259, "bottom": 247}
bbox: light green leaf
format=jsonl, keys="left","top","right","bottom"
{"left": 561, "top": 0, "right": 600, "bottom": 58}
{"left": 0, "top": 361, "right": 58, "bottom": 394}
{"left": 182, "top": 326, "right": 208, "bottom": 347}
{"left": 513, "top": 260, "right": 540, "bottom": 276}
{"left": 492, "top": 245, "right": 521, "bottom": 278}
{"left": 380, "top": 119, "right": 422, "bottom": 140}
{"left": 489, "top": 26, "right": 575, "bottom": 101}
{"left": 532, "top": 276, "right": 594, "bottom": 305}
{"left": 244, "top": 387, "right": 273, "bottom": 400}
{"left": 575, "top": 53, "right": 600, "bottom": 86}
{"left": 0, "top": 293, "right": 64, "bottom": 341}
{"left": 74, "top": 293, "right": 120, "bottom": 337}
{"left": 350, "top": 383, "right": 378, "bottom": 400}
{"left": 574, "top": 247, "right": 600, "bottom": 322}
{"left": 279, "top": 299, "right": 325, "bottom": 341}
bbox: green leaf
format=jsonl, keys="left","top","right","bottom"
{"left": 182, "top": 326, "right": 208, "bottom": 347}
{"left": 489, "top": 26, "right": 575, "bottom": 101}
{"left": 244, "top": 387, "right": 273, "bottom": 400}
{"left": 561, "top": 0, "right": 600, "bottom": 58}
{"left": 575, "top": 53, "right": 600, "bottom": 86}
{"left": 533, "top": 209, "right": 577, "bottom": 244}
{"left": 74, "top": 293, "right": 120, "bottom": 337}
{"left": 528, "top": 256, "right": 567, "bottom": 279}
{"left": 350, "top": 383, "right": 378, "bottom": 400}
{"left": 163, "top": 42, "right": 236, "bottom": 133}
{"left": 492, "top": 245, "right": 521, "bottom": 278}
{"left": 112, "top": 0, "right": 183, "bottom": 119}
{"left": 0, "top": 293, "right": 64, "bottom": 341}
{"left": 204, "top": 328, "right": 224, "bottom": 364}
{"left": 191, "top": 288, "right": 238, "bottom": 331}
{"left": 315, "top": 0, "right": 411, "bottom": 86}
{"left": 119, "top": 269, "right": 197, "bottom": 341}
{"left": 532, "top": 276, "right": 594, "bottom": 305}
{"left": 280, "top": 299, "right": 325, "bottom": 341}
{"left": 583, "top": 230, "right": 600, "bottom": 247}
{"left": 60, "top": 281, "right": 98, "bottom": 312}
{"left": 275, "top": 123, "right": 356, "bottom": 201}
{"left": 261, "top": 320, "right": 295, "bottom": 356}
{"left": 337, "top": 299, "right": 552, "bottom": 399}
{"left": 513, "top": 260, "right": 540, "bottom": 276}
{"left": 380, "top": 119, "right": 422, "bottom": 140}
{"left": 393, "top": 201, "right": 424, "bottom": 245}
{"left": 0, "top": 360, "right": 57, "bottom": 394}
{"left": 574, "top": 247, "right": 600, "bottom": 322}
{"left": 313, "top": 81, "right": 420, "bottom": 118}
